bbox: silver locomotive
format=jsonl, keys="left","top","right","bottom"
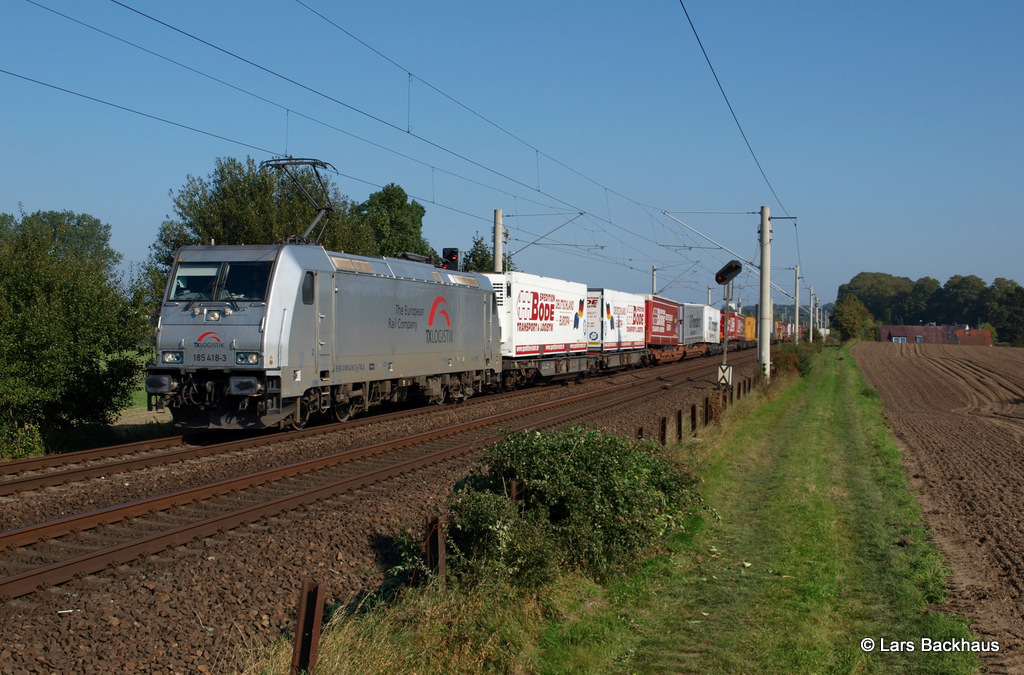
{"left": 146, "top": 242, "right": 500, "bottom": 429}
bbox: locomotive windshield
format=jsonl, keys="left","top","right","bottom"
{"left": 169, "top": 261, "right": 273, "bottom": 302}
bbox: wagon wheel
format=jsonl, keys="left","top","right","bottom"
{"left": 501, "top": 373, "right": 517, "bottom": 391}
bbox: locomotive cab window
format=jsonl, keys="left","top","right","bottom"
{"left": 221, "top": 261, "right": 272, "bottom": 301}
{"left": 169, "top": 261, "right": 274, "bottom": 303}
{"left": 169, "top": 263, "right": 220, "bottom": 301}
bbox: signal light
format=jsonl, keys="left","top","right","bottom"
{"left": 715, "top": 260, "right": 742, "bottom": 285}
{"left": 441, "top": 248, "right": 459, "bottom": 270}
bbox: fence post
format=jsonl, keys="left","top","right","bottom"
{"left": 425, "top": 516, "right": 446, "bottom": 585}
{"left": 291, "top": 580, "right": 324, "bottom": 675}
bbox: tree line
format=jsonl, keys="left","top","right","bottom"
{"left": 0, "top": 155, "right": 500, "bottom": 458}
{"left": 831, "top": 271, "right": 1024, "bottom": 344}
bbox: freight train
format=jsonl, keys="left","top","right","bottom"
{"left": 145, "top": 241, "right": 759, "bottom": 430}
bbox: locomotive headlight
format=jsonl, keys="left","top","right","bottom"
{"left": 235, "top": 351, "right": 260, "bottom": 365}
{"left": 161, "top": 350, "right": 184, "bottom": 364}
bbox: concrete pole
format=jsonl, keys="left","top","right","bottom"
{"left": 794, "top": 265, "right": 800, "bottom": 345}
{"left": 493, "top": 209, "right": 503, "bottom": 273}
{"left": 708, "top": 286, "right": 712, "bottom": 305}
{"left": 652, "top": 266, "right": 657, "bottom": 295}
{"left": 808, "top": 285, "right": 814, "bottom": 343}
{"left": 758, "top": 206, "right": 772, "bottom": 382}
{"left": 813, "top": 297, "right": 818, "bottom": 338}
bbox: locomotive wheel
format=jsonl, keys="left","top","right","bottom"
{"left": 290, "top": 391, "right": 315, "bottom": 430}
{"left": 331, "top": 402, "right": 355, "bottom": 423}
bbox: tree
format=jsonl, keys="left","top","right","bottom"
{"left": 149, "top": 156, "right": 364, "bottom": 277}
{"left": 940, "top": 275, "right": 987, "bottom": 325}
{"left": 831, "top": 293, "right": 875, "bottom": 341}
{"left": 353, "top": 183, "right": 434, "bottom": 258}
{"left": 904, "top": 276, "right": 941, "bottom": 324}
{"left": 460, "top": 234, "right": 517, "bottom": 273}
{"left": 0, "top": 210, "right": 150, "bottom": 456}
{"left": 147, "top": 159, "right": 439, "bottom": 303}
{"left": 837, "top": 272, "right": 912, "bottom": 324}
{"left": 838, "top": 271, "right": 1024, "bottom": 343}
{"left": 985, "top": 278, "right": 1024, "bottom": 345}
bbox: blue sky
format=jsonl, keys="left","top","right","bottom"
{"left": 3, "top": 1, "right": 1021, "bottom": 309}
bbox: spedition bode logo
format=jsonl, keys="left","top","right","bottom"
{"left": 517, "top": 290, "right": 555, "bottom": 322}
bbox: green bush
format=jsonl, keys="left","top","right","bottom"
{"left": 447, "top": 427, "right": 697, "bottom": 585}
{"left": 0, "top": 210, "right": 150, "bottom": 452}
{"left": 773, "top": 341, "right": 822, "bottom": 376}
{"left": 0, "top": 421, "right": 45, "bottom": 460}
{"left": 447, "top": 490, "right": 557, "bottom": 588}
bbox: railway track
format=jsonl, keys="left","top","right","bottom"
{"left": 0, "top": 353, "right": 754, "bottom": 601}
{"left": 0, "top": 377, "right": 579, "bottom": 497}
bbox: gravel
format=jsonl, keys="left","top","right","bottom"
{"left": 0, "top": 358, "right": 755, "bottom": 673}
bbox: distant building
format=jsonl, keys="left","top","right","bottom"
{"left": 880, "top": 324, "right": 992, "bottom": 346}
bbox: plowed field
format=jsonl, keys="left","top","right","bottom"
{"left": 852, "top": 342, "right": 1024, "bottom": 674}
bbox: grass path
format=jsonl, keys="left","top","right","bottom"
{"left": 600, "top": 346, "right": 977, "bottom": 674}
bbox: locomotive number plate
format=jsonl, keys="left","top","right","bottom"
{"left": 193, "top": 352, "right": 228, "bottom": 363}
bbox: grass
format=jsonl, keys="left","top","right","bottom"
{"left": 610, "top": 345, "right": 977, "bottom": 674}
{"left": 242, "top": 345, "right": 979, "bottom": 674}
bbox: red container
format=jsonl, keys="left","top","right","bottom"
{"left": 721, "top": 311, "right": 745, "bottom": 342}
{"left": 645, "top": 296, "right": 679, "bottom": 346}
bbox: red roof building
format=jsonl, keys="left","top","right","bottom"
{"left": 880, "top": 324, "right": 992, "bottom": 346}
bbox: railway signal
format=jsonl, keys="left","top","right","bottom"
{"left": 441, "top": 248, "right": 459, "bottom": 270}
{"left": 715, "top": 261, "right": 743, "bottom": 385}
{"left": 715, "top": 260, "right": 742, "bottom": 285}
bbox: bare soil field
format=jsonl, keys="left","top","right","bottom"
{"left": 852, "top": 342, "right": 1024, "bottom": 674}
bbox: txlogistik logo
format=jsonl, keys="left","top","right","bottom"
{"left": 194, "top": 331, "right": 224, "bottom": 348}
{"left": 426, "top": 296, "right": 455, "bottom": 343}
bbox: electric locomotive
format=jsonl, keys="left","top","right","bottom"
{"left": 145, "top": 242, "right": 500, "bottom": 430}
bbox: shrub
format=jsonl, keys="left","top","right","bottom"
{"left": 0, "top": 422, "right": 45, "bottom": 460}
{"left": 446, "top": 427, "right": 697, "bottom": 585}
{"left": 447, "top": 490, "right": 557, "bottom": 588}
{"left": 773, "top": 341, "right": 822, "bottom": 376}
